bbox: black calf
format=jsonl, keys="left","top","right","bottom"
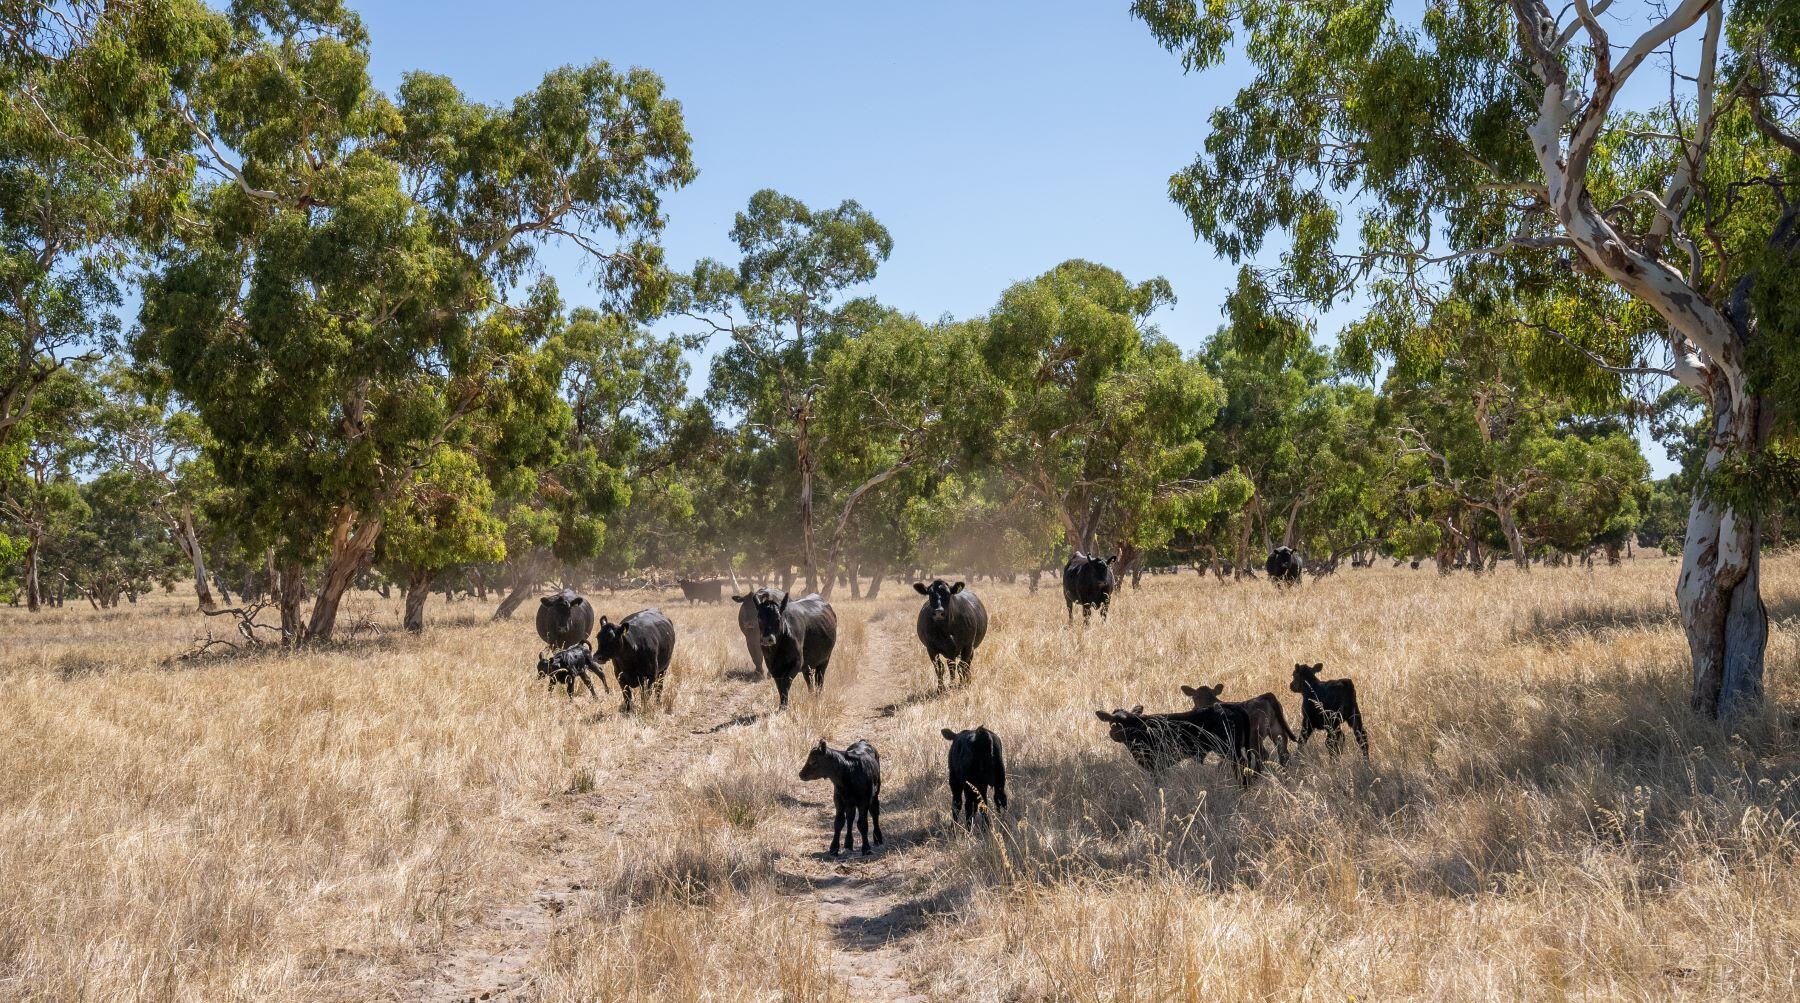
{"left": 799, "top": 739, "right": 884, "bottom": 856}
{"left": 536, "top": 642, "right": 609, "bottom": 699}
{"left": 1289, "top": 662, "right": 1369, "bottom": 756}
{"left": 941, "top": 725, "right": 1007, "bottom": 828}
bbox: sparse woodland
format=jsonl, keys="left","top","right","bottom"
{"left": 4, "top": 2, "right": 1800, "bottom": 1000}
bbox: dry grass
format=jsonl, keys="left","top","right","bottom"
{"left": 4, "top": 557, "right": 1800, "bottom": 1000}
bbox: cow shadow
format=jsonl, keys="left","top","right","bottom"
{"left": 724, "top": 666, "right": 764, "bottom": 683}
{"left": 698, "top": 711, "right": 764, "bottom": 734}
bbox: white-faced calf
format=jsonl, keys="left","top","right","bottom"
{"left": 1180, "top": 683, "right": 1296, "bottom": 765}
{"left": 798, "top": 739, "right": 884, "bottom": 856}
{"left": 1288, "top": 662, "right": 1369, "bottom": 756}
{"left": 941, "top": 725, "right": 1007, "bottom": 828}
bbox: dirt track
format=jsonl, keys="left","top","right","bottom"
{"left": 405, "top": 605, "right": 936, "bottom": 1002}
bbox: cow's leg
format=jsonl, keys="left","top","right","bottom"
{"left": 1297, "top": 715, "right": 1316, "bottom": 747}
{"left": 812, "top": 663, "right": 827, "bottom": 692}
{"left": 594, "top": 662, "right": 611, "bottom": 692}
{"left": 581, "top": 672, "right": 599, "bottom": 700}
{"left": 1274, "top": 730, "right": 1289, "bottom": 765}
{"left": 856, "top": 804, "right": 872, "bottom": 855}
{"left": 1348, "top": 705, "right": 1369, "bottom": 757}
{"left": 932, "top": 653, "right": 946, "bottom": 689}
{"left": 1325, "top": 722, "right": 1344, "bottom": 756}
{"left": 749, "top": 644, "right": 765, "bottom": 677}
{"left": 1065, "top": 599, "right": 1073, "bottom": 624}
{"left": 949, "top": 780, "right": 964, "bottom": 827}
{"left": 621, "top": 684, "right": 635, "bottom": 713}
{"left": 774, "top": 673, "right": 793, "bottom": 709}
{"left": 830, "top": 805, "right": 845, "bottom": 855}
{"left": 959, "top": 647, "right": 975, "bottom": 685}
{"left": 871, "top": 793, "right": 883, "bottom": 845}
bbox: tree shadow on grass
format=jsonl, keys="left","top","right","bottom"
{"left": 1512, "top": 590, "right": 1800, "bottom": 646}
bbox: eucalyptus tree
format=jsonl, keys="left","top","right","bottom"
{"left": 376, "top": 447, "right": 504, "bottom": 633}
{"left": 814, "top": 311, "right": 991, "bottom": 595}
{"left": 0, "top": 363, "right": 94, "bottom": 610}
{"left": 86, "top": 361, "right": 220, "bottom": 608}
{"left": 137, "top": 6, "right": 694, "bottom": 642}
{"left": 685, "top": 189, "right": 893, "bottom": 593}
{"left": 1136, "top": 0, "right": 1799, "bottom": 716}
{"left": 979, "top": 260, "right": 1246, "bottom": 569}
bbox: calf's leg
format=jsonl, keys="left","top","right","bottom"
{"left": 871, "top": 793, "right": 883, "bottom": 845}
{"left": 830, "top": 804, "right": 845, "bottom": 856}
{"left": 1348, "top": 703, "right": 1369, "bottom": 756}
{"left": 856, "top": 804, "right": 872, "bottom": 855}
{"left": 774, "top": 673, "right": 794, "bottom": 709}
{"left": 949, "top": 778, "right": 964, "bottom": 827}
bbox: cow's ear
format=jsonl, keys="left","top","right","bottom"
{"left": 1131, "top": 704, "right": 1144, "bottom": 715}
{"left": 1104, "top": 555, "right": 1118, "bottom": 565}
{"left": 950, "top": 581, "right": 965, "bottom": 594}
{"left": 1094, "top": 710, "right": 1115, "bottom": 723}
{"left": 1210, "top": 684, "right": 1225, "bottom": 696}
{"left": 816, "top": 739, "right": 828, "bottom": 752}
{"left": 598, "top": 615, "right": 610, "bottom": 627}
{"left": 779, "top": 594, "right": 790, "bottom": 612}
{"left": 732, "top": 594, "right": 748, "bottom": 603}
{"left": 941, "top": 728, "right": 957, "bottom": 740}
{"left": 571, "top": 596, "right": 586, "bottom": 608}
{"left": 540, "top": 596, "right": 555, "bottom": 606}
{"left": 1180, "top": 685, "right": 1198, "bottom": 697}
{"left": 1313, "top": 662, "right": 1325, "bottom": 672}
{"left": 913, "top": 582, "right": 929, "bottom": 595}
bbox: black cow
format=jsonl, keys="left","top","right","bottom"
{"left": 1093, "top": 704, "right": 1256, "bottom": 783}
{"left": 1062, "top": 552, "right": 1118, "bottom": 623}
{"left": 1289, "top": 662, "right": 1369, "bottom": 756}
{"left": 914, "top": 579, "right": 989, "bottom": 687}
{"left": 536, "top": 642, "right": 610, "bottom": 699}
{"left": 743, "top": 591, "right": 837, "bottom": 709}
{"left": 732, "top": 588, "right": 786, "bottom": 677}
{"left": 1181, "top": 683, "right": 1296, "bottom": 766}
{"left": 799, "top": 738, "right": 883, "bottom": 856}
{"left": 941, "top": 725, "right": 1007, "bottom": 828}
{"left": 677, "top": 578, "right": 724, "bottom": 605}
{"left": 1266, "top": 547, "right": 1302, "bottom": 586}
{"left": 594, "top": 609, "right": 676, "bottom": 712}
{"left": 536, "top": 589, "right": 595, "bottom": 650}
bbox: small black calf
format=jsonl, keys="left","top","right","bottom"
{"left": 1289, "top": 662, "right": 1369, "bottom": 756}
{"left": 799, "top": 739, "right": 884, "bottom": 856}
{"left": 536, "top": 642, "right": 610, "bottom": 699}
{"left": 1094, "top": 704, "right": 1257, "bottom": 783}
{"left": 941, "top": 725, "right": 1007, "bottom": 828}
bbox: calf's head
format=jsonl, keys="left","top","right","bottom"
{"left": 1093, "top": 706, "right": 1146, "bottom": 743}
{"left": 1290, "top": 662, "right": 1325, "bottom": 694}
{"left": 798, "top": 739, "right": 836, "bottom": 780}
{"left": 1180, "top": 683, "right": 1225, "bottom": 709}
{"left": 912, "top": 579, "right": 965, "bottom": 621}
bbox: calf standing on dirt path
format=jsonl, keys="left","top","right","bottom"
{"left": 799, "top": 739, "right": 884, "bottom": 856}
{"left": 593, "top": 609, "right": 676, "bottom": 713}
{"left": 941, "top": 725, "right": 1006, "bottom": 828}
{"left": 914, "top": 579, "right": 988, "bottom": 687}
{"left": 1289, "top": 662, "right": 1369, "bottom": 756}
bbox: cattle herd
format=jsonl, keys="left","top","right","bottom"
{"left": 532, "top": 552, "right": 1370, "bottom": 856}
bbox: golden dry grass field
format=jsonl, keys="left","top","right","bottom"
{"left": 4, "top": 555, "right": 1800, "bottom": 1001}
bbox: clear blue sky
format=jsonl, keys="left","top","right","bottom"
{"left": 355, "top": 0, "right": 1682, "bottom": 474}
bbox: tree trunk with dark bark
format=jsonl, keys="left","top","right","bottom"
{"left": 403, "top": 566, "right": 433, "bottom": 634}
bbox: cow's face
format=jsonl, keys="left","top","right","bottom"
{"left": 537, "top": 653, "right": 553, "bottom": 678}
{"left": 912, "top": 579, "right": 965, "bottom": 621}
{"left": 1290, "top": 662, "right": 1323, "bottom": 693}
{"left": 753, "top": 593, "right": 788, "bottom": 648}
{"left": 1094, "top": 707, "right": 1144, "bottom": 744}
{"left": 798, "top": 739, "right": 833, "bottom": 780}
{"left": 595, "top": 618, "right": 622, "bottom": 660}
{"left": 541, "top": 591, "right": 584, "bottom": 615}
{"left": 1181, "top": 683, "right": 1225, "bottom": 709}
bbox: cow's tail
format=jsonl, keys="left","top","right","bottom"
{"left": 988, "top": 729, "right": 1008, "bottom": 809}
{"left": 1275, "top": 706, "right": 1297, "bottom": 742}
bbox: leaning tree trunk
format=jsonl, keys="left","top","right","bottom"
{"left": 1679, "top": 389, "right": 1769, "bottom": 719}
{"left": 171, "top": 505, "right": 217, "bottom": 610}
{"left": 304, "top": 506, "right": 384, "bottom": 643}
{"left": 1496, "top": 503, "right": 1530, "bottom": 572}
{"left": 402, "top": 566, "right": 434, "bottom": 634}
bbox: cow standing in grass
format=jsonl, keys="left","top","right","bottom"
{"left": 1181, "top": 683, "right": 1296, "bottom": 766}
{"left": 1093, "top": 704, "right": 1256, "bottom": 783}
{"left": 914, "top": 579, "right": 988, "bottom": 687}
{"left": 1266, "top": 547, "right": 1302, "bottom": 587}
{"left": 1062, "top": 552, "right": 1117, "bottom": 623}
{"left": 743, "top": 591, "right": 837, "bottom": 709}
{"left": 536, "top": 589, "right": 595, "bottom": 650}
{"left": 732, "top": 588, "right": 785, "bottom": 677}
{"left": 594, "top": 609, "right": 676, "bottom": 712}
{"left": 536, "top": 642, "right": 609, "bottom": 700}
{"left": 941, "top": 725, "right": 1007, "bottom": 828}
{"left": 1290, "top": 662, "right": 1369, "bottom": 756}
